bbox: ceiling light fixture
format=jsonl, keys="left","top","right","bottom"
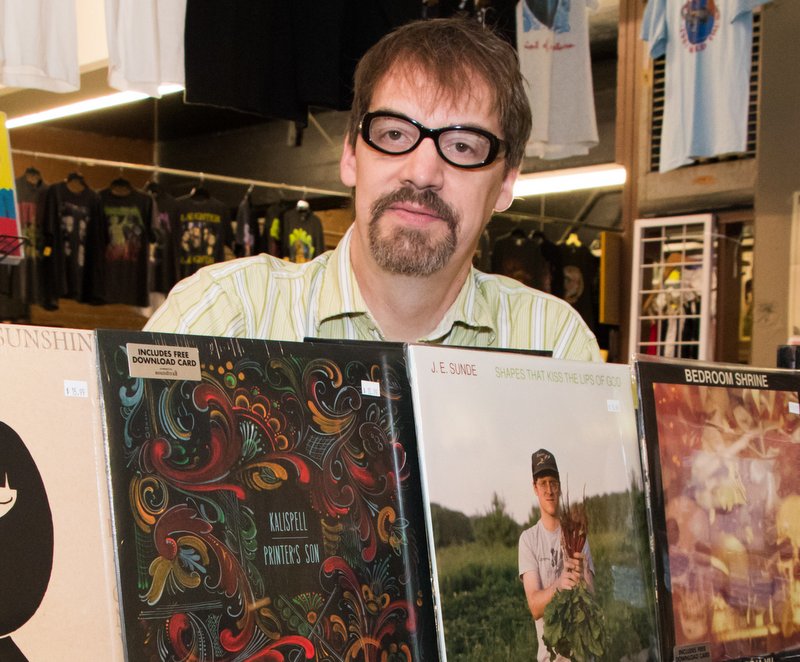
{"left": 5, "top": 84, "right": 184, "bottom": 129}
{"left": 513, "top": 163, "right": 627, "bottom": 197}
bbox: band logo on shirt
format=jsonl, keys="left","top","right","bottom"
{"left": 680, "top": 0, "right": 720, "bottom": 52}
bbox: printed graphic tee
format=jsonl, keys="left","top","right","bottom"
{"left": 641, "top": 0, "right": 771, "bottom": 173}
{"left": 40, "top": 181, "right": 101, "bottom": 306}
{"left": 98, "top": 187, "right": 154, "bottom": 306}
{"left": 281, "top": 207, "right": 325, "bottom": 263}
{"left": 516, "top": 0, "right": 599, "bottom": 159}
{"left": 173, "top": 194, "right": 230, "bottom": 279}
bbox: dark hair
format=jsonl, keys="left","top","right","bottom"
{"left": 346, "top": 17, "right": 532, "bottom": 171}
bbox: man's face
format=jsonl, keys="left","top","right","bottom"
{"left": 340, "top": 65, "right": 518, "bottom": 278}
{"left": 533, "top": 474, "right": 560, "bottom": 517}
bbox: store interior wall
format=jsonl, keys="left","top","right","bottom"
{"left": 751, "top": 0, "right": 800, "bottom": 368}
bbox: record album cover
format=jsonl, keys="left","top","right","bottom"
{"left": 96, "top": 330, "right": 438, "bottom": 661}
{"left": 0, "top": 324, "right": 124, "bottom": 661}
{"left": 406, "top": 345, "right": 656, "bottom": 662}
{"left": 635, "top": 356, "right": 800, "bottom": 661}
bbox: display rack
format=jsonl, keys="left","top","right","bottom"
{"left": 628, "top": 214, "right": 715, "bottom": 360}
{"left": 10, "top": 148, "right": 349, "bottom": 199}
{"left": 0, "top": 234, "right": 26, "bottom": 263}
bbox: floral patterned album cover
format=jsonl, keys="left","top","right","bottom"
{"left": 406, "top": 344, "right": 657, "bottom": 662}
{"left": 96, "top": 330, "right": 438, "bottom": 662}
{"left": 635, "top": 356, "right": 800, "bottom": 661}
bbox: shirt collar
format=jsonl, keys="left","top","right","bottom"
{"left": 421, "top": 267, "right": 496, "bottom": 342}
{"left": 318, "top": 225, "right": 370, "bottom": 321}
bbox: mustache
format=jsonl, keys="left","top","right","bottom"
{"left": 369, "top": 187, "right": 459, "bottom": 230}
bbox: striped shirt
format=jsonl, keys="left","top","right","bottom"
{"left": 145, "top": 226, "right": 601, "bottom": 361}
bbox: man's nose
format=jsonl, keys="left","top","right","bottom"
{"left": 399, "top": 136, "right": 445, "bottom": 190}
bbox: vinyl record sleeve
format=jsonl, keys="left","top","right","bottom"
{"left": 95, "top": 330, "right": 439, "bottom": 661}
{"left": 0, "top": 324, "right": 124, "bottom": 660}
{"left": 634, "top": 355, "right": 800, "bottom": 661}
{"left": 406, "top": 345, "right": 656, "bottom": 661}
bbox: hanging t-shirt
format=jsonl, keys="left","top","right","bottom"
{"left": 491, "top": 228, "right": 543, "bottom": 288}
{"left": 234, "top": 192, "right": 256, "bottom": 258}
{"left": 516, "top": 0, "right": 599, "bottom": 159}
{"left": 641, "top": 0, "right": 771, "bottom": 173}
{"left": 0, "top": 0, "right": 79, "bottom": 92}
{"left": 281, "top": 206, "right": 325, "bottom": 263}
{"left": 173, "top": 194, "right": 230, "bottom": 279}
{"left": 558, "top": 242, "right": 599, "bottom": 332}
{"left": 40, "top": 180, "right": 101, "bottom": 306}
{"left": 105, "top": 0, "right": 186, "bottom": 97}
{"left": 98, "top": 187, "right": 154, "bottom": 307}
{"left": 146, "top": 185, "right": 178, "bottom": 294}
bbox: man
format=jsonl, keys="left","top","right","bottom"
{"left": 145, "top": 18, "right": 600, "bottom": 360}
{"left": 519, "top": 448, "right": 594, "bottom": 662}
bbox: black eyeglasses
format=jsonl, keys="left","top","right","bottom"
{"left": 359, "top": 111, "right": 507, "bottom": 169}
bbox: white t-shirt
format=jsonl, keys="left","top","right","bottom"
{"left": 518, "top": 520, "right": 595, "bottom": 662}
{"left": 0, "top": 0, "right": 79, "bottom": 92}
{"left": 516, "top": 0, "right": 599, "bottom": 159}
{"left": 105, "top": 0, "right": 186, "bottom": 97}
{"left": 641, "top": 0, "right": 772, "bottom": 173}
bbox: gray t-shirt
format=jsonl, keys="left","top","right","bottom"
{"left": 518, "top": 521, "right": 594, "bottom": 662}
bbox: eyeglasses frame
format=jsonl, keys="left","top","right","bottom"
{"left": 359, "top": 110, "right": 507, "bottom": 169}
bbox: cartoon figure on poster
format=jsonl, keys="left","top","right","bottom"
{"left": 0, "top": 422, "right": 54, "bottom": 662}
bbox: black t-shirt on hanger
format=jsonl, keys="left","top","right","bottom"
{"left": 97, "top": 187, "right": 154, "bottom": 307}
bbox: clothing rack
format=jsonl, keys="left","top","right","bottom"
{"left": 495, "top": 210, "right": 623, "bottom": 234}
{"left": 11, "top": 148, "right": 350, "bottom": 199}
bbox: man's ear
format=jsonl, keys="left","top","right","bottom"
{"left": 340, "top": 136, "right": 357, "bottom": 188}
{"left": 493, "top": 166, "right": 519, "bottom": 213}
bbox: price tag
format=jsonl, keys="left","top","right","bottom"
{"left": 361, "top": 380, "right": 380, "bottom": 397}
{"left": 789, "top": 401, "right": 800, "bottom": 415}
{"left": 64, "top": 380, "right": 89, "bottom": 398}
{"left": 606, "top": 399, "right": 621, "bottom": 413}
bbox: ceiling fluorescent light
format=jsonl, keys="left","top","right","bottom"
{"left": 6, "top": 85, "right": 184, "bottom": 129}
{"left": 513, "top": 163, "right": 626, "bottom": 197}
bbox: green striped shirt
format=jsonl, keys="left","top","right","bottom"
{"left": 145, "top": 227, "right": 601, "bottom": 361}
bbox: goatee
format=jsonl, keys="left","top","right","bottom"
{"left": 368, "top": 187, "right": 460, "bottom": 276}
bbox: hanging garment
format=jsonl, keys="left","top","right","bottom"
{"left": 40, "top": 178, "right": 102, "bottom": 307}
{"left": 491, "top": 228, "right": 544, "bottom": 288}
{"left": 105, "top": 0, "right": 187, "bottom": 97}
{"left": 234, "top": 191, "right": 256, "bottom": 258}
{"left": 281, "top": 205, "right": 326, "bottom": 263}
{"left": 173, "top": 193, "right": 230, "bottom": 279}
{"left": 516, "top": 0, "right": 599, "bottom": 159}
{"left": 146, "top": 184, "right": 178, "bottom": 295}
{"left": 183, "top": 0, "right": 420, "bottom": 121}
{"left": 530, "top": 230, "right": 564, "bottom": 297}
{"left": 0, "top": 0, "right": 79, "bottom": 92}
{"left": 558, "top": 241, "right": 599, "bottom": 333}
{"left": 97, "top": 187, "right": 154, "bottom": 307}
{"left": 641, "top": 0, "right": 771, "bottom": 173}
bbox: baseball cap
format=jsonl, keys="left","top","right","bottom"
{"left": 531, "top": 448, "right": 559, "bottom": 480}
